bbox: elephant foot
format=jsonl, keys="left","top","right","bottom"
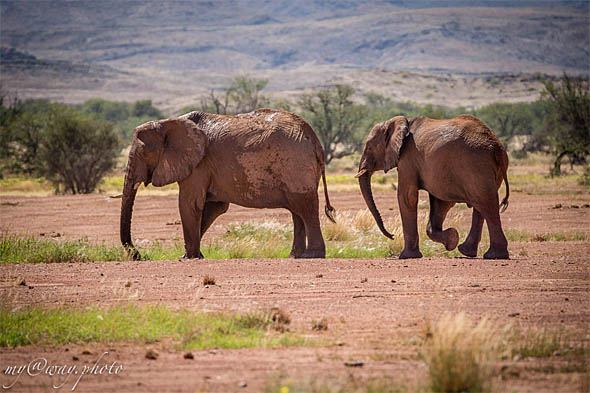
{"left": 458, "top": 242, "right": 478, "bottom": 258}
{"left": 288, "top": 249, "right": 305, "bottom": 259}
{"left": 443, "top": 228, "right": 459, "bottom": 251}
{"left": 182, "top": 251, "right": 204, "bottom": 259}
{"left": 297, "top": 249, "right": 326, "bottom": 259}
{"left": 483, "top": 247, "right": 509, "bottom": 260}
{"left": 400, "top": 248, "right": 423, "bottom": 259}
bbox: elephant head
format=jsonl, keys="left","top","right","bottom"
{"left": 120, "top": 118, "right": 207, "bottom": 259}
{"left": 355, "top": 115, "right": 409, "bottom": 240}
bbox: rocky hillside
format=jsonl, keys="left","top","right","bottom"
{"left": 1, "top": 0, "right": 588, "bottom": 111}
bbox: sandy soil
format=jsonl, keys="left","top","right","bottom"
{"left": 0, "top": 190, "right": 589, "bottom": 392}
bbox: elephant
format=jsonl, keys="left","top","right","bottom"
{"left": 356, "top": 114, "right": 510, "bottom": 259}
{"left": 120, "top": 108, "right": 336, "bottom": 260}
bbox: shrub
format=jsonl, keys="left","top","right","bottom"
{"left": 39, "top": 108, "right": 120, "bottom": 194}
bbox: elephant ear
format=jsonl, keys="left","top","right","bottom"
{"left": 150, "top": 118, "right": 207, "bottom": 187}
{"left": 383, "top": 116, "right": 409, "bottom": 173}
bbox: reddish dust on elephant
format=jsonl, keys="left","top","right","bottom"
{"left": 357, "top": 114, "right": 510, "bottom": 259}
{"left": 120, "top": 109, "right": 336, "bottom": 260}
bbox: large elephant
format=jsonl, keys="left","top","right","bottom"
{"left": 356, "top": 114, "right": 510, "bottom": 259}
{"left": 120, "top": 108, "right": 336, "bottom": 259}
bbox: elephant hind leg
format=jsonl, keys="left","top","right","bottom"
{"left": 289, "top": 192, "right": 325, "bottom": 258}
{"left": 473, "top": 198, "right": 509, "bottom": 259}
{"left": 289, "top": 212, "right": 306, "bottom": 258}
{"left": 458, "top": 208, "right": 484, "bottom": 257}
{"left": 426, "top": 194, "right": 458, "bottom": 251}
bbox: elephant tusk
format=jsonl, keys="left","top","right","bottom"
{"left": 109, "top": 193, "right": 123, "bottom": 199}
{"left": 354, "top": 169, "right": 368, "bottom": 178}
{"left": 133, "top": 182, "right": 141, "bottom": 190}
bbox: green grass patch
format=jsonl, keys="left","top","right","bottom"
{"left": 264, "top": 376, "right": 408, "bottom": 393}
{"left": 507, "top": 327, "right": 589, "bottom": 363}
{"left": 0, "top": 304, "right": 309, "bottom": 350}
{"left": 0, "top": 234, "right": 128, "bottom": 264}
{"left": 4, "top": 212, "right": 584, "bottom": 264}
{"left": 505, "top": 229, "right": 587, "bottom": 242}
{"left": 0, "top": 177, "right": 53, "bottom": 194}
{"left": 509, "top": 172, "right": 586, "bottom": 195}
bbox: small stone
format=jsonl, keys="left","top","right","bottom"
{"left": 125, "top": 281, "right": 132, "bottom": 287}
{"left": 145, "top": 349, "right": 158, "bottom": 360}
{"left": 72, "top": 356, "right": 79, "bottom": 361}
{"left": 183, "top": 352, "right": 194, "bottom": 359}
{"left": 239, "top": 381, "right": 247, "bottom": 388}
{"left": 508, "top": 312, "right": 520, "bottom": 317}
{"left": 344, "top": 361, "right": 364, "bottom": 367}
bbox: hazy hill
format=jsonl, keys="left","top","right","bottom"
{"left": 1, "top": 0, "right": 588, "bottom": 111}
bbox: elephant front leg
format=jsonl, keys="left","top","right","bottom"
{"left": 179, "top": 189, "right": 204, "bottom": 259}
{"left": 397, "top": 183, "right": 422, "bottom": 259}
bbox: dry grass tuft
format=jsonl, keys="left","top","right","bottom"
{"left": 312, "top": 318, "right": 329, "bottom": 331}
{"left": 270, "top": 307, "right": 291, "bottom": 332}
{"left": 352, "top": 209, "right": 375, "bottom": 232}
{"left": 424, "top": 313, "right": 499, "bottom": 393}
{"left": 202, "top": 275, "right": 216, "bottom": 286}
{"left": 322, "top": 212, "right": 353, "bottom": 241}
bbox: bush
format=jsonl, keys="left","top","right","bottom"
{"left": 579, "top": 165, "right": 590, "bottom": 186}
{"left": 39, "top": 108, "right": 120, "bottom": 194}
{"left": 511, "top": 149, "right": 528, "bottom": 160}
{"left": 541, "top": 73, "right": 590, "bottom": 176}
{"left": 298, "top": 84, "right": 365, "bottom": 164}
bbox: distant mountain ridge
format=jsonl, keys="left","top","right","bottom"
{"left": 1, "top": 0, "right": 588, "bottom": 109}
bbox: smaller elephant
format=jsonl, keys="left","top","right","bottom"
{"left": 356, "top": 114, "right": 510, "bottom": 259}
{"left": 120, "top": 109, "right": 336, "bottom": 260}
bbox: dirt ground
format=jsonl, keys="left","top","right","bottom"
{"left": 1, "top": 189, "right": 589, "bottom": 392}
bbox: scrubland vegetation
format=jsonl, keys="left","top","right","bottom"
{"left": 0, "top": 304, "right": 304, "bottom": 350}
{"left": 1, "top": 74, "right": 588, "bottom": 193}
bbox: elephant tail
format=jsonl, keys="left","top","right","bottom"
{"left": 322, "top": 169, "right": 337, "bottom": 223}
{"left": 317, "top": 153, "right": 336, "bottom": 223}
{"left": 499, "top": 171, "right": 510, "bottom": 213}
{"left": 499, "top": 151, "right": 510, "bottom": 213}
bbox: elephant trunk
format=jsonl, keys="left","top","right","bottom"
{"left": 358, "top": 172, "right": 394, "bottom": 239}
{"left": 120, "top": 156, "right": 141, "bottom": 260}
